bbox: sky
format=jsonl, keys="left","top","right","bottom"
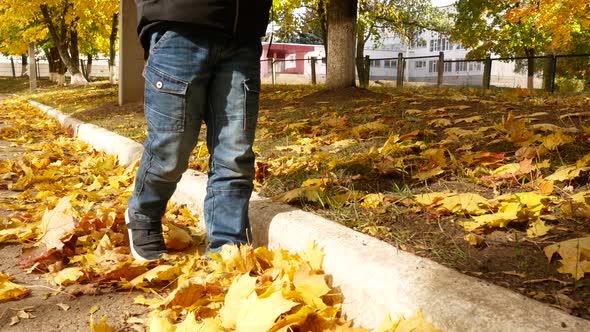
{"left": 431, "top": 0, "right": 456, "bottom": 7}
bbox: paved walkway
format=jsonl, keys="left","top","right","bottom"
{"left": 0, "top": 95, "right": 148, "bottom": 331}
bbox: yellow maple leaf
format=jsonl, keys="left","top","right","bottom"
{"left": 541, "top": 131, "right": 574, "bottom": 150}
{"left": 160, "top": 277, "right": 206, "bottom": 308}
{"left": 351, "top": 121, "right": 391, "bottom": 139}
{"left": 301, "top": 241, "right": 324, "bottom": 272}
{"left": 134, "top": 294, "right": 162, "bottom": 307}
{"left": 293, "top": 264, "right": 331, "bottom": 310}
{"left": 462, "top": 211, "right": 518, "bottom": 232}
{"left": 414, "top": 192, "right": 455, "bottom": 206}
{"left": 393, "top": 310, "right": 441, "bottom": 332}
{"left": 273, "top": 185, "right": 325, "bottom": 204}
{"left": 149, "top": 317, "right": 175, "bottom": 332}
{"left": 379, "top": 135, "right": 402, "bottom": 156}
{"left": 176, "top": 315, "right": 224, "bottom": 332}
{"left": 90, "top": 315, "right": 115, "bottom": 332}
{"left": 128, "top": 265, "right": 180, "bottom": 288}
{"left": 501, "top": 111, "right": 533, "bottom": 144}
{"left": 39, "top": 196, "right": 76, "bottom": 251}
{"left": 211, "top": 244, "right": 258, "bottom": 274}
{"left": 53, "top": 266, "right": 85, "bottom": 286}
{"left": 464, "top": 233, "right": 485, "bottom": 246}
{"left": 373, "top": 312, "right": 399, "bottom": 332}
{"left": 0, "top": 273, "right": 30, "bottom": 301}
{"left": 544, "top": 237, "right": 590, "bottom": 280}
{"left": 0, "top": 224, "right": 37, "bottom": 243}
{"left": 546, "top": 164, "right": 590, "bottom": 182}
{"left": 360, "top": 193, "right": 385, "bottom": 209}
{"left": 427, "top": 118, "right": 452, "bottom": 128}
{"left": 220, "top": 274, "right": 258, "bottom": 329}
{"left": 235, "top": 291, "right": 299, "bottom": 332}
{"left": 527, "top": 219, "right": 553, "bottom": 238}
{"left": 413, "top": 166, "right": 445, "bottom": 182}
{"left": 442, "top": 193, "right": 489, "bottom": 215}
{"left": 454, "top": 115, "right": 482, "bottom": 124}
{"left": 163, "top": 222, "right": 194, "bottom": 251}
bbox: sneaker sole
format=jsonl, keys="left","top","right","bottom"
{"left": 125, "top": 209, "right": 155, "bottom": 262}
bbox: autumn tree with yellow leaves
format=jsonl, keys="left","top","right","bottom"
{"left": 0, "top": 0, "right": 118, "bottom": 85}
{"left": 453, "top": 0, "right": 590, "bottom": 90}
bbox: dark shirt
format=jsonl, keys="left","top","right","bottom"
{"left": 135, "top": 0, "right": 272, "bottom": 50}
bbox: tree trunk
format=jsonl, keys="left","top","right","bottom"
{"left": 86, "top": 54, "right": 93, "bottom": 79}
{"left": 317, "top": 0, "right": 328, "bottom": 56}
{"left": 39, "top": 4, "right": 88, "bottom": 85}
{"left": 526, "top": 49, "right": 535, "bottom": 91}
{"left": 355, "top": 26, "right": 369, "bottom": 89}
{"left": 28, "top": 43, "right": 37, "bottom": 90}
{"left": 109, "top": 12, "right": 119, "bottom": 84}
{"left": 326, "top": 0, "right": 358, "bottom": 89}
{"left": 21, "top": 54, "right": 28, "bottom": 77}
{"left": 44, "top": 46, "right": 62, "bottom": 82}
{"left": 43, "top": 47, "right": 56, "bottom": 82}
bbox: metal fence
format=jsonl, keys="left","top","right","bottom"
{"left": 0, "top": 56, "right": 116, "bottom": 80}
{"left": 2, "top": 52, "right": 588, "bottom": 94}
{"left": 260, "top": 52, "right": 590, "bottom": 94}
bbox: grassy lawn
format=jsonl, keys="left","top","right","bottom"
{"left": 5, "top": 78, "right": 590, "bottom": 319}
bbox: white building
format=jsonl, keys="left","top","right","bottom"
{"left": 364, "top": 30, "right": 542, "bottom": 88}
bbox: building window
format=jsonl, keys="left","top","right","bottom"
{"left": 468, "top": 62, "right": 482, "bottom": 71}
{"left": 441, "top": 38, "right": 450, "bottom": 51}
{"left": 429, "top": 60, "right": 437, "bottom": 73}
{"left": 456, "top": 61, "right": 468, "bottom": 72}
{"left": 370, "top": 60, "right": 381, "bottom": 68}
{"left": 384, "top": 59, "right": 397, "bottom": 68}
{"left": 444, "top": 61, "right": 453, "bottom": 72}
{"left": 285, "top": 54, "right": 296, "bottom": 69}
{"left": 429, "top": 39, "right": 439, "bottom": 52}
{"left": 415, "top": 60, "right": 426, "bottom": 69}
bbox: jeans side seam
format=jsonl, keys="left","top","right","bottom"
{"left": 135, "top": 136, "right": 155, "bottom": 199}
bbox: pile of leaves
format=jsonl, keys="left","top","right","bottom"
{"left": 0, "top": 96, "right": 440, "bottom": 330}
{"left": 22, "top": 81, "right": 590, "bottom": 316}
{"left": 246, "top": 87, "right": 590, "bottom": 282}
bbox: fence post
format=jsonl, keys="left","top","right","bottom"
{"left": 364, "top": 55, "right": 370, "bottom": 86}
{"left": 10, "top": 57, "right": 15, "bottom": 78}
{"left": 549, "top": 55, "right": 557, "bottom": 94}
{"left": 396, "top": 52, "right": 404, "bottom": 88}
{"left": 271, "top": 58, "right": 276, "bottom": 85}
{"left": 437, "top": 51, "right": 444, "bottom": 87}
{"left": 28, "top": 43, "right": 37, "bottom": 90}
{"left": 80, "top": 59, "right": 87, "bottom": 80}
{"left": 311, "top": 57, "right": 317, "bottom": 85}
{"left": 483, "top": 56, "right": 492, "bottom": 90}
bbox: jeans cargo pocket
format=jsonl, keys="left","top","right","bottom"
{"left": 242, "top": 78, "right": 260, "bottom": 130}
{"left": 143, "top": 66, "right": 189, "bottom": 133}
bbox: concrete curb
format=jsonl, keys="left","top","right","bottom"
{"left": 32, "top": 100, "right": 590, "bottom": 331}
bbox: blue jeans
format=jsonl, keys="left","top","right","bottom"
{"left": 127, "top": 30, "right": 261, "bottom": 252}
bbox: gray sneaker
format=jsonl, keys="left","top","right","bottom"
{"left": 125, "top": 209, "right": 167, "bottom": 261}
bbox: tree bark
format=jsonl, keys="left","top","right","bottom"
{"left": 28, "top": 43, "right": 37, "bottom": 90}
{"left": 326, "top": 0, "right": 358, "bottom": 89}
{"left": 317, "top": 0, "right": 328, "bottom": 56}
{"left": 39, "top": 3, "right": 87, "bottom": 85}
{"left": 20, "top": 54, "right": 27, "bottom": 77}
{"left": 109, "top": 13, "right": 119, "bottom": 84}
{"left": 86, "top": 54, "right": 93, "bottom": 79}
{"left": 525, "top": 49, "right": 535, "bottom": 91}
{"left": 355, "top": 25, "right": 369, "bottom": 88}
{"left": 42, "top": 47, "right": 56, "bottom": 82}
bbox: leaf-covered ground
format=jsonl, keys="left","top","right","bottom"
{"left": 0, "top": 88, "right": 438, "bottom": 331}
{"left": 14, "top": 78, "right": 590, "bottom": 320}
